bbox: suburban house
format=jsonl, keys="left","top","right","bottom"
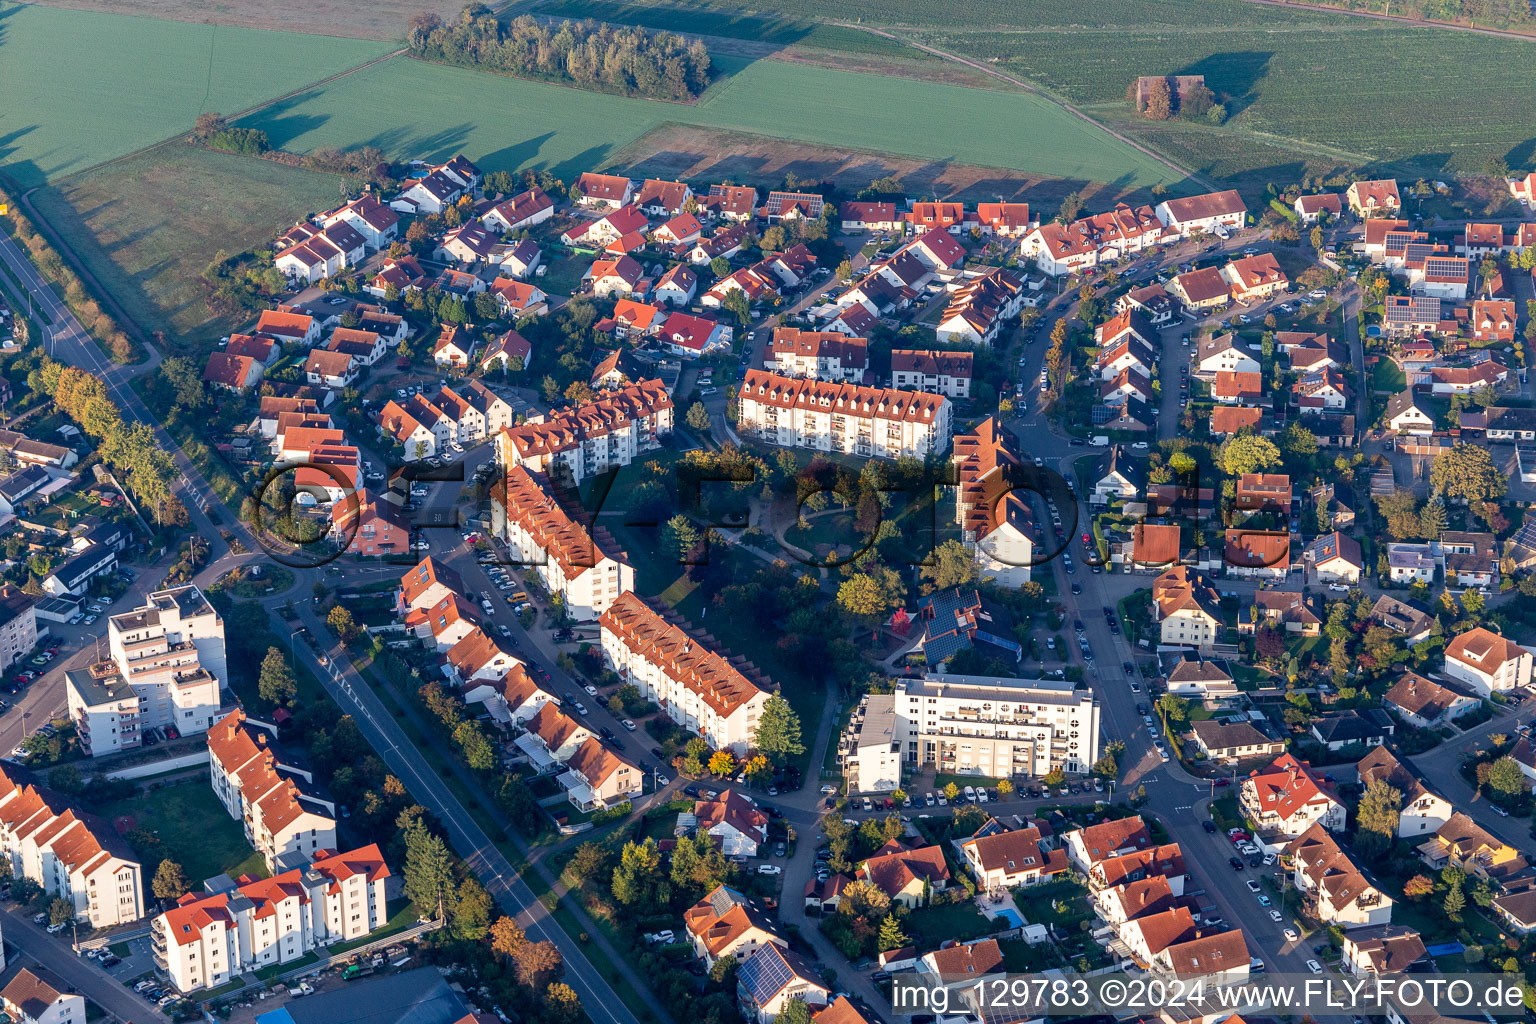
{"left": 1294, "top": 193, "right": 1342, "bottom": 223}
{"left": 1064, "top": 816, "right": 1151, "bottom": 874}
{"left": 1163, "top": 656, "right": 1238, "bottom": 700}
{"left": 737, "top": 945, "right": 828, "bottom": 1024}
{"left": 683, "top": 885, "right": 785, "bottom": 969}
{"left": 1223, "top": 529, "right": 1291, "bottom": 580}
{"left": 767, "top": 328, "right": 869, "bottom": 382}
{"left": 1290, "top": 822, "right": 1393, "bottom": 926}
{"left": 1239, "top": 591, "right": 1321, "bottom": 636}
{"left": 574, "top": 172, "right": 633, "bottom": 208}
{"left": 1383, "top": 671, "right": 1478, "bottom": 730}
{"left": 890, "top": 349, "right": 973, "bottom": 399}
{"left": 693, "top": 790, "right": 769, "bottom": 857}
{"left": 1154, "top": 189, "right": 1247, "bottom": 237}
{"left": 481, "top": 186, "right": 555, "bottom": 233}
{"left": 1345, "top": 179, "right": 1402, "bottom": 217}
{"left": 302, "top": 348, "right": 356, "bottom": 389}
{"left": 1310, "top": 708, "right": 1395, "bottom": 751}
{"left": 856, "top": 840, "right": 950, "bottom": 907}
{"left": 1308, "top": 531, "right": 1363, "bottom": 583}
{"left": 1223, "top": 253, "right": 1289, "bottom": 301}
{"left": 202, "top": 351, "right": 263, "bottom": 392}
{"left": 1, "top": 968, "right": 85, "bottom": 1024}
{"left": 959, "top": 826, "right": 1067, "bottom": 891}
{"left": 1152, "top": 566, "right": 1222, "bottom": 649}
{"left": 1090, "top": 445, "right": 1144, "bottom": 505}
{"left": 1239, "top": 754, "right": 1346, "bottom": 837}
{"left": 1383, "top": 391, "right": 1435, "bottom": 435}
{"left": 1196, "top": 334, "right": 1260, "bottom": 377}
{"left": 1190, "top": 720, "right": 1285, "bottom": 762}
{"left": 1417, "top": 812, "right": 1527, "bottom": 882}
{"left": 1356, "top": 746, "right": 1453, "bottom": 837}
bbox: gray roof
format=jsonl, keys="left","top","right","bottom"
{"left": 255, "top": 967, "right": 468, "bottom": 1024}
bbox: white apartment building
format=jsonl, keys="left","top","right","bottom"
{"left": 1444, "top": 626, "right": 1534, "bottom": 697}
{"left": 153, "top": 844, "right": 389, "bottom": 993}
{"left": 497, "top": 379, "right": 673, "bottom": 487}
{"left": 105, "top": 585, "right": 226, "bottom": 738}
{"left": 1241, "top": 754, "right": 1347, "bottom": 837}
{"left": 839, "top": 694, "right": 903, "bottom": 793}
{"left": 766, "top": 328, "right": 868, "bottom": 382}
{"left": 0, "top": 586, "right": 38, "bottom": 676}
{"left": 494, "top": 465, "right": 634, "bottom": 621}
{"left": 599, "top": 592, "right": 770, "bottom": 754}
{"left": 0, "top": 766, "right": 143, "bottom": 928}
{"left": 892, "top": 674, "right": 1101, "bottom": 777}
{"left": 65, "top": 668, "right": 143, "bottom": 757}
{"left": 207, "top": 710, "right": 337, "bottom": 873}
{"left": 737, "top": 369, "right": 952, "bottom": 461}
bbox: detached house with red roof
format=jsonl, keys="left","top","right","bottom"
{"left": 657, "top": 311, "right": 731, "bottom": 358}
{"left": 599, "top": 592, "right": 771, "bottom": 754}
{"left": 857, "top": 840, "right": 950, "bottom": 907}
{"left": 694, "top": 790, "right": 769, "bottom": 857}
{"left": 840, "top": 201, "right": 900, "bottom": 233}
{"left": 207, "top": 709, "right": 337, "bottom": 872}
{"left": 704, "top": 184, "right": 758, "bottom": 222}
{"left": 684, "top": 885, "right": 786, "bottom": 969}
{"left": 768, "top": 328, "right": 869, "bottom": 382}
{"left": 255, "top": 309, "right": 319, "bottom": 346}
{"left": 960, "top": 825, "right": 1067, "bottom": 891}
{"left": 563, "top": 204, "right": 648, "bottom": 248}
{"left": 1346, "top": 179, "right": 1402, "bottom": 218}
{"left": 491, "top": 276, "right": 549, "bottom": 318}
{"left": 302, "top": 348, "right": 356, "bottom": 390}
{"left": 203, "top": 351, "right": 263, "bottom": 392}
{"left": 1240, "top": 753, "right": 1345, "bottom": 837}
{"left": 319, "top": 193, "right": 399, "bottom": 251}
{"left": 1294, "top": 193, "right": 1342, "bottom": 224}
{"left": 1472, "top": 298, "right": 1518, "bottom": 343}
{"left": 635, "top": 179, "right": 694, "bottom": 217}
{"left": 653, "top": 263, "right": 698, "bottom": 306}
{"left": 432, "top": 324, "right": 474, "bottom": 368}
{"left": 152, "top": 843, "right": 389, "bottom": 993}
{"left": 481, "top": 186, "right": 555, "bottom": 234}
{"left": 574, "top": 172, "right": 633, "bottom": 208}
{"left": 1223, "top": 252, "right": 1289, "bottom": 302}
{"left": 589, "top": 255, "right": 646, "bottom": 299}
{"left": 935, "top": 267, "right": 1026, "bottom": 346}
{"left": 1154, "top": 189, "right": 1247, "bottom": 237}
{"left": 1064, "top": 815, "right": 1152, "bottom": 875}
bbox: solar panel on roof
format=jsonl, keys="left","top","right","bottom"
{"left": 741, "top": 945, "right": 795, "bottom": 1002}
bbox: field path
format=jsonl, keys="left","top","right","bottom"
{"left": 1240, "top": 0, "right": 1536, "bottom": 40}
{"left": 835, "top": 24, "right": 1217, "bottom": 191}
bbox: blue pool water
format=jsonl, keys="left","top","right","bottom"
{"left": 1366, "top": 325, "right": 1382, "bottom": 338}
{"left": 996, "top": 907, "right": 1024, "bottom": 928}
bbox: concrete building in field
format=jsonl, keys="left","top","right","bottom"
{"left": 737, "top": 370, "right": 952, "bottom": 461}
{"left": 893, "top": 673, "right": 1100, "bottom": 777}
{"left": 152, "top": 844, "right": 390, "bottom": 994}
{"left": 0, "top": 764, "right": 143, "bottom": 928}
{"left": 497, "top": 379, "right": 673, "bottom": 487}
{"left": 493, "top": 465, "right": 634, "bottom": 621}
{"left": 207, "top": 709, "right": 337, "bottom": 873}
{"left": 599, "top": 592, "right": 771, "bottom": 754}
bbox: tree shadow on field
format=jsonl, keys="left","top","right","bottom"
{"left": 1503, "top": 138, "right": 1536, "bottom": 172}
{"left": 1175, "top": 50, "right": 1272, "bottom": 118}
{"left": 476, "top": 133, "right": 556, "bottom": 177}
{"left": 553, "top": 144, "right": 617, "bottom": 184}
{"left": 366, "top": 123, "right": 474, "bottom": 166}
{"left": 0, "top": 125, "right": 40, "bottom": 181}
{"left": 241, "top": 91, "right": 330, "bottom": 150}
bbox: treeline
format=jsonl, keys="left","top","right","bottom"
{"left": 1301, "top": 0, "right": 1531, "bottom": 29}
{"left": 26, "top": 357, "right": 186, "bottom": 525}
{"left": 408, "top": 7, "right": 711, "bottom": 101}
{"left": 0, "top": 188, "right": 138, "bottom": 363}
{"left": 193, "top": 113, "right": 398, "bottom": 188}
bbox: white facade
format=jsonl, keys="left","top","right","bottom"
{"left": 498, "top": 380, "right": 673, "bottom": 488}
{"left": 599, "top": 593, "right": 769, "bottom": 754}
{"left": 207, "top": 710, "right": 338, "bottom": 873}
{"left": 104, "top": 585, "right": 225, "bottom": 738}
{"left": 737, "top": 370, "right": 953, "bottom": 462}
{"left": 893, "top": 674, "right": 1100, "bottom": 777}
{"left": 153, "top": 845, "right": 389, "bottom": 993}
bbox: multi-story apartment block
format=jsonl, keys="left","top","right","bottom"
{"left": 0, "top": 766, "right": 143, "bottom": 928}
{"left": 1240, "top": 754, "right": 1346, "bottom": 837}
{"left": 153, "top": 844, "right": 389, "bottom": 993}
{"left": 0, "top": 586, "right": 38, "bottom": 676}
{"left": 497, "top": 379, "right": 673, "bottom": 487}
{"left": 737, "top": 370, "right": 952, "bottom": 461}
{"left": 1443, "top": 626, "right": 1533, "bottom": 696}
{"left": 65, "top": 667, "right": 142, "bottom": 757}
{"left": 207, "top": 710, "right": 337, "bottom": 873}
{"left": 890, "top": 349, "right": 973, "bottom": 399}
{"left": 766, "top": 328, "right": 869, "bottom": 381}
{"left": 891, "top": 673, "right": 1100, "bottom": 777}
{"left": 71, "top": 586, "right": 226, "bottom": 750}
{"left": 599, "top": 592, "right": 770, "bottom": 754}
{"left": 493, "top": 466, "right": 634, "bottom": 621}
{"left": 952, "top": 418, "right": 1032, "bottom": 586}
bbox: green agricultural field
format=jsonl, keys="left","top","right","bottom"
{"left": 239, "top": 53, "right": 1183, "bottom": 188}
{"left": 29, "top": 143, "right": 349, "bottom": 347}
{"left": 0, "top": 4, "right": 390, "bottom": 188}
{"left": 628, "top": 0, "right": 1536, "bottom": 180}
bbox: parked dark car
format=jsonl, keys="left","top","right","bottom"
{"left": 1203, "top": 820, "right": 1217, "bottom": 833}
{"left": 1228, "top": 856, "right": 1244, "bottom": 870}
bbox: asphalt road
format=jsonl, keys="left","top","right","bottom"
{"left": 0, "top": 907, "right": 170, "bottom": 1022}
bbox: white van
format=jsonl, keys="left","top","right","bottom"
{"left": 963, "top": 785, "right": 977, "bottom": 803}
{"left": 1090, "top": 435, "right": 1109, "bottom": 447}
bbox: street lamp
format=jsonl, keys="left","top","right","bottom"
{"left": 289, "top": 629, "right": 305, "bottom": 670}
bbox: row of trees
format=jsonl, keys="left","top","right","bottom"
{"left": 26, "top": 358, "right": 186, "bottom": 525}
{"left": 409, "top": 7, "right": 711, "bottom": 101}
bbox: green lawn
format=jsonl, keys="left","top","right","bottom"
{"left": 30, "top": 142, "right": 350, "bottom": 347}
{"left": 239, "top": 53, "right": 1182, "bottom": 187}
{"left": 0, "top": 5, "right": 389, "bottom": 188}
{"left": 97, "top": 781, "right": 267, "bottom": 886}
{"left": 905, "top": 901, "right": 999, "bottom": 944}
{"left": 1371, "top": 357, "right": 1407, "bottom": 394}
